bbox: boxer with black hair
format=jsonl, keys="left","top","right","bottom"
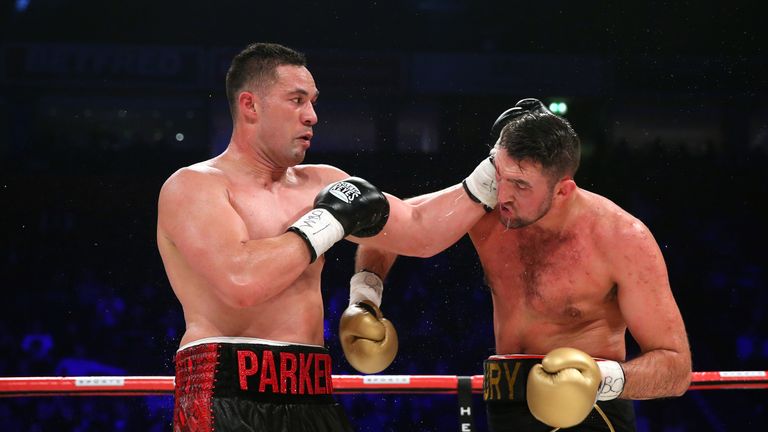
{"left": 351, "top": 98, "right": 691, "bottom": 431}
{"left": 158, "top": 42, "right": 499, "bottom": 431}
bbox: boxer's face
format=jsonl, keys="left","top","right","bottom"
{"left": 494, "top": 150, "right": 555, "bottom": 229}
{"left": 255, "top": 65, "right": 319, "bottom": 167}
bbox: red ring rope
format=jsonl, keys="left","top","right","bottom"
{"left": 0, "top": 371, "right": 765, "bottom": 397}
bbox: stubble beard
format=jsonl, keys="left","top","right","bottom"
{"left": 498, "top": 193, "right": 554, "bottom": 230}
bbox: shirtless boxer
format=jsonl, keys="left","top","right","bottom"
{"left": 350, "top": 99, "right": 691, "bottom": 431}
{"left": 156, "top": 43, "right": 498, "bottom": 431}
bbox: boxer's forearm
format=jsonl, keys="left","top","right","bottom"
{"left": 212, "top": 233, "right": 313, "bottom": 308}
{"left": 354, "top": 244, "right": 398, "bottom": 278}
{"left": 356, "top": 184, "right": 484, "bottom": 257}
{"left": 618, "top": 348, "right": 692, "bottom": 399}
{"left": 405, "top": 184, "right": 486, "bottom": 254}
{"left": 399, "top": 189, "right": 445, "bottom": 206}
{"left": 350, "top": 192, "right": 428, "bottom": 281}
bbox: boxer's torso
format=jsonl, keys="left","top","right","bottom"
{"left": 469, "top": 189, "right": 630, "bottom": 361}
{"left": 158, "top": 158, "right": 346, "bottom": 348}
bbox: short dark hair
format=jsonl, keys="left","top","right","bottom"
{"left": 498, "top": 112, "right": 581, "bottom": 182}
{"left": 225, "top": 42, "right": 307, "bottom": 118}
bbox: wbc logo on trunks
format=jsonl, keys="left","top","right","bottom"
{"left": 329, "top": 181, "right": 361, "bottom": 204}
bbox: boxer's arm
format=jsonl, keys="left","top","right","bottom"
{"left": 158, "top": 168, "right": 311, "bottom": 308}
{"left": 354, "top": 241, "right": 398, "bottom": 276}
{"left": 339, "top": 192, "right": 441, "bottom": 374}
{"left": 389, "top": 188, "right": 445, "bottom": 206}
{"left": 351, "top": 185, "right": 448, "bottom": 276}
{"left": 351, "top": 184, "right": 488, "bottom": 257}
{"left": 609, "top": 219, "right": 692, "bottom": 399}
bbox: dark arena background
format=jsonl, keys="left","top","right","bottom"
{"left": 1, "top": 1, "right": 766, "bottom": 431}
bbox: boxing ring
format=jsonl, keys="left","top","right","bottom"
{"left": 1, "top": 371, "right": 766, "bottom": 431}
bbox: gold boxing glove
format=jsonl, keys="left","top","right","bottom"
{"left": 526, "top": 347, "right": 601, "bottom": 428}
{"left": 339, "top": 271, "right": 398, "bottom": 374}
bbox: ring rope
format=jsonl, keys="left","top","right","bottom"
{"left": 0, "top": 371, "right": 765, "bottom": 397}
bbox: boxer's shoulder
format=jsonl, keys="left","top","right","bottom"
{"left": 161, "top": 163, "right": 228, "bottom": 200}
{"left": 291, "top": 163, "right": 351, "bottom": 187}
{"left": 578, "top": 190, "right": 656, "bottom": 262}
{"left": 576, "top": 191, "right": 633, "bottom": 236}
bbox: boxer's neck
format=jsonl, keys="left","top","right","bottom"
{"left": 220, "top": 144, "right": 288, "bottom": 185}
{"left": 530, "top": 187, "right": 582, "bottom": 233}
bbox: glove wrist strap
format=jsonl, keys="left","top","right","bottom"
{"left": 288, "top": 208, "right": 345, "bottom": 262}
{"left": 349, "top": 271, "right": 384, "bottom": 307}
{"left": 596, "top": 360, "right": 625, "bottom": 401}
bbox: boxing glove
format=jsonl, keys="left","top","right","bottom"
{"left": 526, "top": 347, "right": 602, "bottom": 428}
{"left": 462, "top": 155, "right": 497, "bottom": 212}
{"left": 515, "top": 97, "right": 549, "bottom": 113}
{"left": 289, "top": 177, "right": 390, "bottom": 262}
{"left": 464, "top": 99, "right": 551, "bottom": 211}
{"left": 490, "top": 97, "right": 551, "bottom": 139}
{"left": 339, "top": 271, "right": 398, "bottom": 374}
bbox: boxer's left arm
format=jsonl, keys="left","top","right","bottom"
{"left": 321, "top": 155, "right": 495, "bottom": 257}
{"left": 337, "top": 193, "right": 443, "bottom": 374}
{"left": 349, "top": 182, "right": 491, "bottom": 258}
{"left": 336, "top": 156, "right": 496, "bottom": 372}
{"left": 607, "top": 218, "right": 692, "bottom": 399}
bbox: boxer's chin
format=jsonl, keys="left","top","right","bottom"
{"left": 498, "top": 210, "right": 546, "bottom": 229}
{"left": 498, "top": 215, "right": 529, "bottom": 229}
{"left": 498, "top": 207, "right": 527, "bottom": 229}
{"left": 289, "top": 148, "right": 306, "bottom": 165}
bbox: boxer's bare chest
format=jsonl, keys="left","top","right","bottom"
{"left": 227, "top": 178, "right": 320, "bottom": 238}
{"left": 471, "top": 216, "right": 615, "bottom": 322}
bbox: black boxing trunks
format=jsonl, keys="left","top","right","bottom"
{"left": 173, "top": 337, "right": 353, "bottom": 432}
{"left": 483, "top": 355, "right": 636, "bottom": 432}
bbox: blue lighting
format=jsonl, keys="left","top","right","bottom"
{"left": 15, "top": 0, "right": 30, "bottom": 13}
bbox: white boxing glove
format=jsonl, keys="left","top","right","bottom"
{"left": 462, "top": 150, "right": 498, "bottom": 211}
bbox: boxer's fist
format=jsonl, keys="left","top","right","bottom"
{"left": 462, "top": 155, "right": 497, "bottom": 211}
{"left": 339, "top": 300, "right": 398, "bottom": 374}
{"left": 490, "top": 97, "right": 551, "bottom": 139}
{"left": 514, "top": 97, "right": 549, "bottom": 114}
{"left": 289, "top": 177, "right": 390, "bottom": 262}
{"left": 526, "top": 347, "right": 601, "bottom": 428}
{"left": 314, "top": 177, "right": 389, "bottom": 238}
{"left": 464, "top": 98, "right": 552, "bottom": 211}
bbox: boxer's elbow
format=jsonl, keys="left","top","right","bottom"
{"left": 414, "top": 244, "right": 445, "bottom": 258}
{"left": 673, "top": 373, "right": 692, "bottom": 396}
{"left": 415, "top": 235, "right": 458, "bottom": 257}
{"left": 400, "top": 206, "right": 459, "bottom": 257}
{"left": 215, "top": 271, "right": 274, "bottom": 309}
{"left": 668, "top": 351, "right": 692, "bottom": 396}
{"left": 667, "top": 373, "right": 691, "bottom": 397}
{"left": 397, "top": 237, "right": 443, "bottom": 258}
{"left": 674, "top": 358, "right": 693, "bottom": 396}
{"left": 213, "top": 279, "right": 254, "bottom": 309}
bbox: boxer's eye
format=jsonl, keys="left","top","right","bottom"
{"left": 508, "top": 179, "right": 530, "bottom": 190}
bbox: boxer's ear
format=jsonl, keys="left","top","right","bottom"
{"left": 238, "top": 90, "right": 260, "bottom": 122}
{"left": 554, "top": 178, "right": 576, "bottom": 198}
